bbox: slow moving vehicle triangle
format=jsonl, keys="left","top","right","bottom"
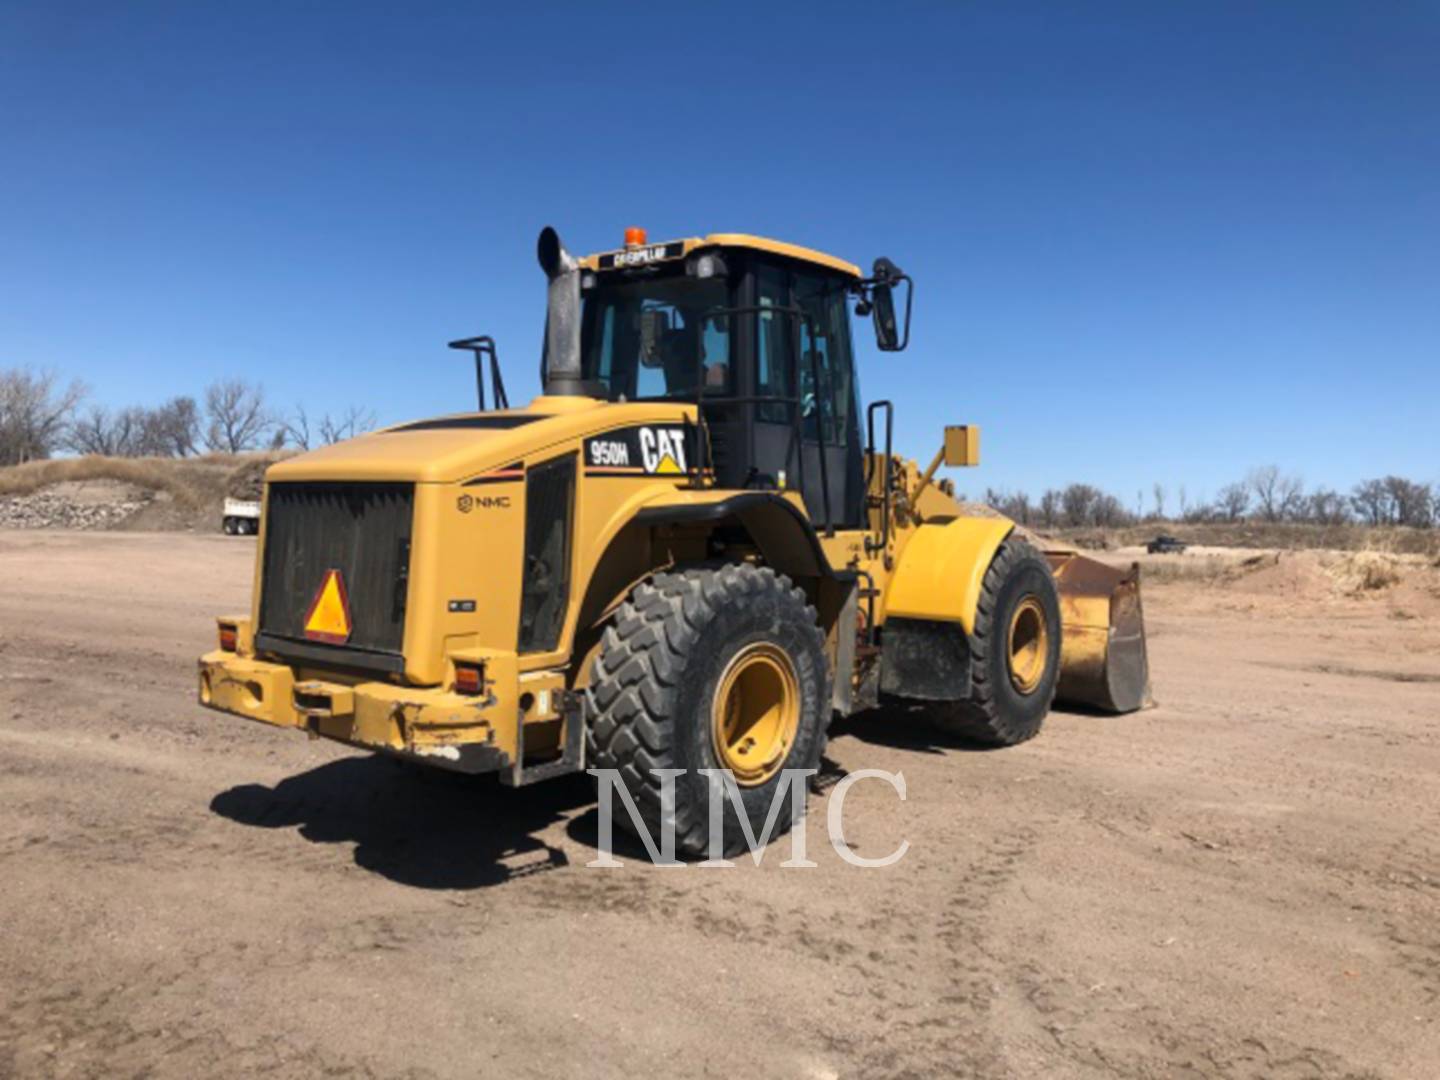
{"left": 303, "top": 569, "right": 352, "bottom": 644}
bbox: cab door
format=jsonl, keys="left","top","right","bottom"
{"left": 749, "top": 262, "right": 864, "bottom": 530}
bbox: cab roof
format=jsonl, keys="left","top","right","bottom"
{"left": 579, "top": 233, "right": 861, "bottom": 279}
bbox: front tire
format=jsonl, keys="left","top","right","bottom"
{"left": 927, "top": 538, "right": 1061, "bottom": 746}
{"left": 586, "top": 563, "right": 829, "bottom": 858}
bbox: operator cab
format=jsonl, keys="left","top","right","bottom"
{"left": 556, "top": 229, "right": 911, "bottom": 532}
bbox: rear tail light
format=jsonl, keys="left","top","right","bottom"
{"left": 454, "top": 662, "right": 483, "bottom": 695}
{"left": 218, "top": 622, "right": 238, "bottom": 652}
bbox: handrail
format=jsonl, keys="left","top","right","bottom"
{"left": 865, "top": 400, "right": 894, "bottom": 557}
{"left": 447, "top": 336, "right": 510, "bottom": 411}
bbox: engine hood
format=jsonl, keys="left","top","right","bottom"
{"left": 264, "top": 395, "right": 696, "bottom": 485}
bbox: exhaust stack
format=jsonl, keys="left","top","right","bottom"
{"left": 537, "top": 226, "right": 588, "bottom": 397}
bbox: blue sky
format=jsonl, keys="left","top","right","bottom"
{"left": 1, "top": 2, "right": 1435, "bottom": 503}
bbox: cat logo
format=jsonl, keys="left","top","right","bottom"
{"left": 584, "top": 425, "right": 691, "bottom": 477}
{"left": 597, "top": 241, "right": 686, "bottom": 270}
{"left": 639, "top": 427, "right": 687, "bottom": 474}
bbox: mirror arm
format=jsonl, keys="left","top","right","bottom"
{"left": 909, "top": 443, "right": 946, "bottom": 510}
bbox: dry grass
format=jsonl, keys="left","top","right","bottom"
{"left": 0, "top": 454, "right": 282, "bottom": 512}
{"left": 1133, "top": 554, "right": 1239, "bottom": 584}
{"left": 1325, "top": 551, "right": 1404, "bottom": 593}
{"left": 1051, "top": 522, "right": 1440, "bottom": 558}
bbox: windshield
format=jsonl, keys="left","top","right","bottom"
{"left": 579, "top": 272, "right": 732, "bottom": 401}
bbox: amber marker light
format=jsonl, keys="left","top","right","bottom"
{"left": 454, "top": 663, "right": 483, "bottom": 695}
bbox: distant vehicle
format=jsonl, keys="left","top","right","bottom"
{"left": 1146, "top": 535, "right": 1187, "bottom": 555}
{"left": 222, "top": 497, "right": 261, "bottom": 536}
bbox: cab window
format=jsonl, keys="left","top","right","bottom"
{"left": 579, "top": 273, "right": 732, "bottom": 401}
{"left": 755, "top": 264, "right": 855, "bottom": 445}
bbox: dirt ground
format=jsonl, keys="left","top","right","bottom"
{"left": 1, "top": 532, "right": 1438, "bottom": 1079}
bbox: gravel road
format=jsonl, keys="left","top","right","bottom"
{"left": 1, "top": 531, "right": 1437, "bottom": 1078}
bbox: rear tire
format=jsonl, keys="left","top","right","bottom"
{"left": 927, "top": 538, "right": 1061, "bottom": 746}
{"left": 586, "top": 563, "right": 829, "bottom": 858}
{"left": 222, "top": 517, "right": 237, "bottom": 535}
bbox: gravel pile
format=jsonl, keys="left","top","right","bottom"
{"left": 0, "top": 481, "right": 153, "bottom": 530}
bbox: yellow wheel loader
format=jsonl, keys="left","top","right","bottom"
{"left": 198, "top": 225, "right": 1149, "bottom": 856}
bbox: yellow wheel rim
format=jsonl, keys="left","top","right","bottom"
{"left": 1007, "top": 597, "right": 1049, "bottom": 695}
{"left": 711, "top": 642, "right": 801, "bottom": 787}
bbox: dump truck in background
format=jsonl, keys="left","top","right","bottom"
{"left": 198, "top": 225, "right": 1149, "bottom": 856}
{"left": 221, "top": 497, "right": 260, "bottom": 536}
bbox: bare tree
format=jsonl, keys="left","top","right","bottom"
{"left": 318, "top": 404, "right": 378, "bottom": 445}
{"left": 66, "top": 407, "right": 108, "bottom": 455}
{"left": 0, "top": 367, "right": 87, "bottom": 465}
{"left": 145, "top": 396, "right": 200, "bottom": 457}
{"left": 1350, "top": 478, "right": 1390, "bottom": 525}
{"left": 1061, "top": 483, "right": 1101, "bottom": 527}
{"left": 1093, "top": 492, "right": 1129, "bottom": 527}
{"left": 1247, "top": 465, "right": 1304, "bottom": 522}
{"left": 67, "top": 405, "right": 133, "bottom": 456}
{"left": 279, "top": 404, "right": 313, "bottom": 451}
{"left": 1384, "top": 476, "right": 1434, "bottom": 528}
{"left": 1279, "top": 478, "right": 1306, "bottom": 521}
{"left": 280, "top": 403, "right": 377, "bottom": 450}
{"left": 204, "top": 379, "right": 272, "bottom": 454}
{"left": 983, "top": 488, "right": 1031, "bottom": 526}
{"left": 1215, "top": 482, "right": 1250, "bottom": 521}
{"left": 1039, "top": 489, "right": 1061, "bottom": 529}
{"left": 65, "top": 397, "right": 198, "bottom": 458}
{"left": 1305, "top": 487, "right": 1350, "bottom": 526}
{"left": 1151, "top": 482, "right": 1166, "bottom": 520}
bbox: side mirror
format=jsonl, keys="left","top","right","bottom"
{"left": 872, "top": 284, "right": 900, "bottom": 350}
{"left": 638, "top": 308, "right": 670, "bottom": 368}
{"left": 868, "top": 257, "right": 912, "bottom": 352}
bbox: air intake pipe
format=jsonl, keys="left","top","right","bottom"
{"left": 537, "top": 226, "right": 591, "bottom": 397}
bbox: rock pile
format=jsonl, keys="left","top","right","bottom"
{"left": 0, "top": 480, "right": 152, "bottom": 530}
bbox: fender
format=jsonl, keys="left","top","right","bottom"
{"left": 566, "top": 491, "right": 856, "bottom": 696}
{"left": 632, "top": 492, "right": 852, "bottom": 583}
{"left": 885, "top": 517, "right": 1015, "bottom": 635}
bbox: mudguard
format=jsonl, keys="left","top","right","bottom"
{"left": 884, "top": 517, "right": 1015, "bottom": 635}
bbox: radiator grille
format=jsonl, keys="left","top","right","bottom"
{"left": 259, "top": 482, "right": 413, "bottom": 658}
{"left": 517, "top": 456, "right": 575, "bottom": 653}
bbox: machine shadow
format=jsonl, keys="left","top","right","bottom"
{"left": 210, "top": 755, "right": 596, "bottom": 891}
{"left": 828, "top": 703, "right": 1007, "bottom": 754}
{"left": 209, "top": 701, "right": 1030, "bottom": 884}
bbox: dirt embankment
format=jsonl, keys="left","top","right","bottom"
{"left": 0, "top": 454, "right": 284, "bottom": 532}
{"left": 1101, "top": 544, "right": 1440, "bottom": 621}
